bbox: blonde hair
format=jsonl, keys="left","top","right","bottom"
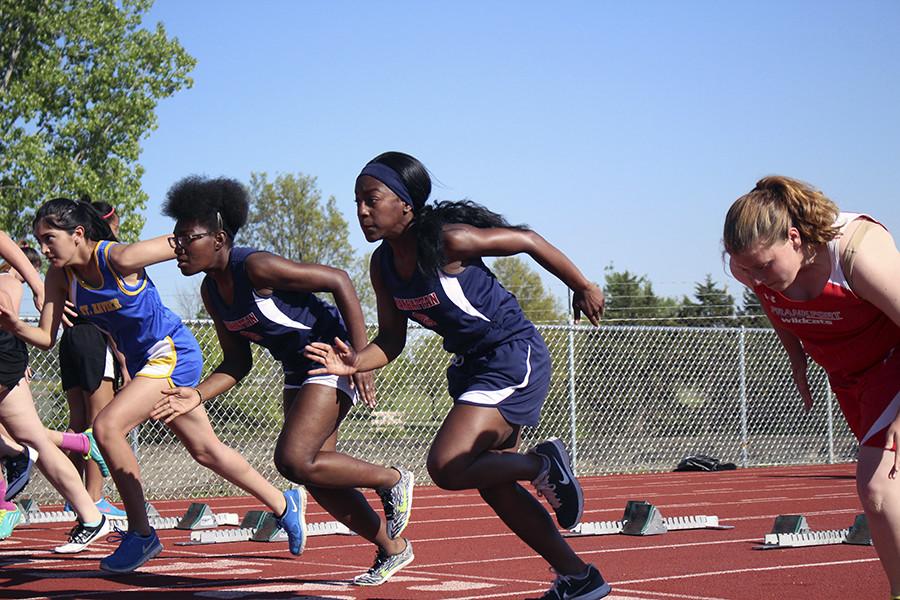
{"left": 723, "top": 175, "right": 840, "bottom": 255}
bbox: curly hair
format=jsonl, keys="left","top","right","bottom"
{"left": 723, "top": 175, "right": 840, "bottom": 255}
{"left": 162, "top": 176, "right": 249, "bottom": 243}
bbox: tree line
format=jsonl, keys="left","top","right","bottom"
{"left": 2, "top": 1, "right": 766, "bottom": 329}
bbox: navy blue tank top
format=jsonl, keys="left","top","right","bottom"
{"left": 377, "top": 243, "right": 535, "bottom": 356}
{"left": 204, "top": 247, "right": 348, "bottom": 366}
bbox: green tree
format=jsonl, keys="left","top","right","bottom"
{"left": 240, "top": 171, "right": 379, "bottom": 317}
{"left": 737, "top": 285, "right": 771, "bottom": 328}
{"left": 351, "top": 251, "right": 376, "bottom": 323}
{"left": 677, "top": 274, "right": 736, "bottom": 327}
{"left": 242, "top": 172, "right": 355, "bottom": 268}
{"left": 602, "top": 266, "right": 679, "bottom": 325}
{"left": 0, "top": 0, "right": 195, "bottom": 239}
{"left": 491, "top": 256, "right": 566, "bottom": 323}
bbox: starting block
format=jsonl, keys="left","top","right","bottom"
{"left": 177, "top": 511, "right": 354, "bottom": 545}
{"left": 17, "top": 499, "right": 236, "bottom": 530}
{"left": 567, "top": 500, "right": 732, "bottom": 537}
{"left": 756, "top": 513, "right": 872, "bottom": 549}
{"left": 175, "top": 502, "right": 239, "bottom": 530}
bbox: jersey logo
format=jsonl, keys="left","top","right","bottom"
{"left": 80, "top": 298, "right": 122, "bottom": 316}
{"left": 224, "top": 312, "right": 260, "bottom": 331}
{"left": 411, "top": 312, "right": 438, "bottom": 328}
{"left": 770, "top": 306, "right": 842, "bottom": 325}
{"left": 239, "top": 331, "right": 264, "bottom": 342}
{"left": 394, "top": 293, "right": 440, "bottom": 311}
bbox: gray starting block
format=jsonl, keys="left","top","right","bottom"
{"left": 756, "top": 513, "right": 872, "bottom": 549}
{"left": 567, "top": 500, "right": 732, "bottom": 537}
{"left": 176, "top": 502, "right": 239, "bottom": 530}
{"left": 177, "top": 512, "right": 354, "bottom": 545}
{"left": 17, "top": 499, "right": 236, "bottom": 530}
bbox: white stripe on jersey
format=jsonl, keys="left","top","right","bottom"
{"left": 861, "top": 388, "right": 900, "bottom": 445}
{"left": 439, "top": 274, "right": 490, "bottom": 322}
{"left": 253, "top": 292, "right": 312, "bottom": 330}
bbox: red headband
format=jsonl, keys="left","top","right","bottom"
{"left": 102, "top": 207, "right": 115, "bottom": 220}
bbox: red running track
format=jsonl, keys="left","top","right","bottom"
{"left": 0, "top": 464, "right": 884, "bottom": 599}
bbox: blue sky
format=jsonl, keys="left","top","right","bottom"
{"left": 134, "top": 0, "right": 899, "bottom": 316}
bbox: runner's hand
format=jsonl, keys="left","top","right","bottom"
{"left": 352, "top": 370, "right": 377, "bottom": 409}
{"left": 61, "top": 300, "right": 79, "bottom": 328}
{"left": 885, "top": 415, "right": 900, "bottom": 479}
{"left": 573, "top": 283, "right": 604, "bottom": 326}
{"left": 0, "top": 293, "right": 18, "bottom": 331}
{"left": 305, "top": 338, "right": 359, "bottom": 376}
{"left": 790, "top": 361, "right": 813, "bottom": 412}
{"left": 32, "top": 289, "right": 44, "bottom": 313}
{"left": 152, "top": 387, "right": 202, "bottom": 424}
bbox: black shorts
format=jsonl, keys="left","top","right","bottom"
{"left": 59, "top": 321, "right": 114, "bottom": 393}
{"left": 0, "top": 331, "right": 28, "bottom": 390}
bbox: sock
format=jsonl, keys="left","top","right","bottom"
{"left": 60, "top": 432, "right": 90, "bottom": 455}
{"left": 82, "top": 518, "right": 102, "bottom": 527}
{"left": 0, "top": 480, "right": 15, "bottom": 510}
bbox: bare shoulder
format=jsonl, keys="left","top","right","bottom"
{"left": 0, "top": 273, "right": 21, "bottom": 295}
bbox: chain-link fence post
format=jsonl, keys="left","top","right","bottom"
{"left": 566, "top": 289, "right": 578, "bottom": 472}
{"left": 738, "top": 326, "right": 749, "bottom": 467}
{"left": 129, "top": 427, "right": 140, "bottom": 461}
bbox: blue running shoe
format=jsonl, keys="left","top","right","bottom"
{"left": 100, "top": 528, "right": 163, "bottom": 573}
{"left": 83, "top": 429, "right": 110, "bottom": 477}
{"left": 3, "top": 446, "right": 37, "bottom": 501}
{"left": 276, "top": 487, "right": 307, "bottom": 555}
{"left": 95, "top": 497, "right": 127, "bottom": 519}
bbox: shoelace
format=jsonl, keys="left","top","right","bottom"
{"left": 67, "top": 519, "right": 101, "bottom": 544}
{"left": 532, "top": 470, "right": 561, "bottom": 509}
{"left": 543, "top": 567, "right": 584, "bottom": 598}
{"left": 365, "top": 549, "right": 390, "bottom": 574}
{"left": 105, "top": 526, "right": 130, "bottom": 545}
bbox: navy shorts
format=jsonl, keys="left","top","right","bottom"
{"left": 447, "top": 333, "right": 551, "bottom": 427}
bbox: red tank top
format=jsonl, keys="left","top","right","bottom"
{"left": 755, "top": 213, "right": 900, "bottom": 381}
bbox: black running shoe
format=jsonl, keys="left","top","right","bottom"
{"left": 528, "top": 564, "right": 612, "bottom": 600}
{"left": 529, "top": 437, "right": 584, "bottom": 529}
{"left": 4, "top": 446, "right": 37, "bottom": 502}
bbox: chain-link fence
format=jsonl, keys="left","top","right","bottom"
{"left": 20, "top": 321, "right": 855, "bottom": 504}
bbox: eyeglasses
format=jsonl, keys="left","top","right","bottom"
{"left": 168, "top": 231, "right": 216, "bottom": 249}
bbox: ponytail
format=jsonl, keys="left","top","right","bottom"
{"left": 33, "top": 198, "right": 116, "bottom": 242}
{"left": 414, "top": 200, "right": 529, "bottom": 275}
{"left": 723, "top": 175, "right": 839, "bottom": 255}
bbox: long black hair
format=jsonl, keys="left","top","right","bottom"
{"left": 162, "top": 176, "right": 249, "bottom": 244}
{"left": 33, "top": 198, "right": 116, "bottom": 242}
{"left": 366, "top": 152, "right": 530, "bottom": 275}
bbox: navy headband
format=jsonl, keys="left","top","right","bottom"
{"left": 358, "top": 163, "right": 419, "bottom": 211}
